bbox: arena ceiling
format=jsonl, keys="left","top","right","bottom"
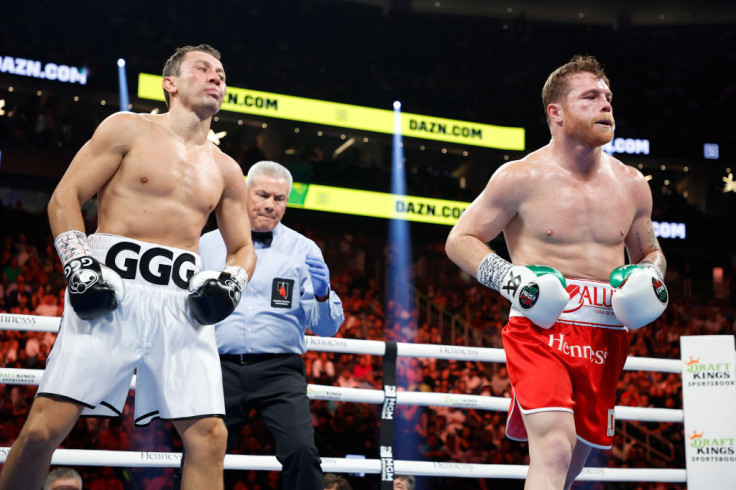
{"left": 346, "top": 0, "right": 736, "bottom": 26}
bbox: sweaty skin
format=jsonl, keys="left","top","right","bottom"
{"left": 48, "top": 51, "right": 255, "bottom": 277}
{"left": 446, "top": 73, "right": 665, "bottom": 281}
{"left": 445, "top": 68, "right": 666, "bottom": 490}
{"left": 0, "top": 49, "right": 252, "bottom": 490}
{"left": 59, "top": 112, "right": 239, "bottom": 250}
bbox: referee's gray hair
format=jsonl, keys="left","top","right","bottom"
{"left": 395, "top": 475, "right": 416, "bottom": 489}
{"left": 44, "top": 467, "right": 83, "bottom": 490}
{"left": 246, "top": 160, "right": 293, "bottom": 194}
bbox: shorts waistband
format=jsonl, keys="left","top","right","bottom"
{"left": 89, "top": 233, "right": 201, "bottom": 291}
{"left": 220, "top": 353, "right": 296, "bottom": 364}
{"left": 511, "top": 277, "right": 623, "bottom": 328}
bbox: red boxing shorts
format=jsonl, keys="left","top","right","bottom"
{"left": 502, "top": 277, "right": 630, "bottom": 449}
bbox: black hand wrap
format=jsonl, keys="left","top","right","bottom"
{"left": 187, "top": 270, "right": 244, "bottom": 325}
{"left": 64, "top": 256, "right": 119, "bottom": 320}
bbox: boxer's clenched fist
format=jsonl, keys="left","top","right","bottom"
{"left": 477, "top": 253, "right": 569, "bottom": 329}
{"left": 188, "top": 265, "right": 248, "bottom": 325}
{"left": 55, "top": 230, "right": 125, "bottom": 320}
{"left": 610, "top": 263, "right": 668, "bottom": 330}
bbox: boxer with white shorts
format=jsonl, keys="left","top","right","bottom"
{"left": 38, "top": 234, "right": 225, "bottom": 425}
{"left": 0, "top": 44, "right": 257, "bottom": 490}
{"left": 446, "top": 55, "right": 667, "bottom": 490}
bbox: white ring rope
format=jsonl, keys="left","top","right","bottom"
{"left": 0, "top": 313, "right": 683, "bottom": 373}
{"left": 0, "top": 367, "right": 684, "bottom": 423}
{"left": 0, "top": 313, "right": 687, "bottom": 482}
{"left": 0, "top": 448, "right": 688, "bottom": 482}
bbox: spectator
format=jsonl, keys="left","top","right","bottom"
{"left": 337, "top": 369, "right": 360, "bottom": 389}
{"left": 2, "top": 257, "right": 23, "bottom": 285}
{"left": 35, "top": 292, "right": 60, "bottom": 317}
{"left": 312, "top": 351, "right": 336, "bottom": 382}
{"left": 323, "top": 473, "right": 352, "bottom": 490}
{"left": 44, "top": 467, "right": 82, "bottom": 490}
{"left": 419, "top": 433, "right": 450, "bottom": 461}
{"left": 89, "top": 468, "right": 124, "bottom": 490}
{"left": 5, "top": 274, "right": 32, "bottom": 309}
{"left": 489, "top": 366, "right": 510, "bottom": 397}
{"left": 352, "top": 354, "right": 375, "bottom": 387}
{"left": 393, "top": 474, "right": 416, "bottom": 490}
{"left": 98, "top": 418, "right": 129, "bottom": 451}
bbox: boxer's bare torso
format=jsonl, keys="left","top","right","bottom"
{"left": 446, "top": 72, "right": 664, "bottom": 282}
{"left": 488, "top": 145, "right": 653, "bottom": 281}
{"left": 48, "top": 50, "right": 252, "bottom": 264}
{"left": 93, "top": 112, "right": 238, "bottom": 252}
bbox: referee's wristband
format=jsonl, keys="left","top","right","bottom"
{"left": 476, "top": 253, "right": 513, "bottom": 292}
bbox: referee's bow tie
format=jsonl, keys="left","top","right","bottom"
{"left": 251, "top": 230, "right": 273, "bottom": 246}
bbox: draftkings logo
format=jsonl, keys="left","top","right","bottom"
{"left": 307, "top": 386, "right": 343, "bottom": 401}
{"left": 684, "top": 356, "right": 734, "bottom": 387}
{"left": 0, "top": 371, "right": 38, "bottom": 385}
{"left": 442, "top": 394, "right": 478, "bottom": 409}
{"left": 689, "top": 430, "right": 736, "bottom": 463}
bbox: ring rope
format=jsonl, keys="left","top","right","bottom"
{"left": 0, "top": 447, "right": 687, "bottom": 482}
{"left": 0, "top": 367, "right": 683, "bottom": 423}
{"left": 0, "top": 313, "right": 687, "bottom": 482}
{"left": 0, "top": 313, "right": 683, "bottom": 372}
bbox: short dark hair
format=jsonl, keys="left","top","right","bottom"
{"left": 162, "top": 44, "right": 221, "bottom": 107}
{"left": 323, "top": 473, "right": 352, "bottom": 490}
{"left": 541, "top": 55, "right": 609, "bottom": 124}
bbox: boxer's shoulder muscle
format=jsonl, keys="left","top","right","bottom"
{"left": 95, "top": 115, "right": 228, "bottom": 247}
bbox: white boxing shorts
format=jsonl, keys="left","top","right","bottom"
{"left": 38, "top": 233, "right": 225, "bottom": 425}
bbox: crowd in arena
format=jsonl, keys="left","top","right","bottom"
{"left": 2, "top": 1, "right": 736, "bottom": 488}
{"left": 0, "top": 193, "right": 733, "bottom": 489}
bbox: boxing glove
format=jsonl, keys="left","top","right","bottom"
{"left": 477, "top": 254, "right": 569, "bottom": 329}
{"left": 64, "top": 256, "right": 126, "bottom": 320}
{"left": 610, "top": 264, "right": 668, "bottom": 330}
{"left": 187, "top": 266, "right": 248, "bottom": 325}
{"left": 55, "top": 230, "right": 125, "bottom": 320}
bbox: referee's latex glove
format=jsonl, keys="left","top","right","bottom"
{"left": 306, "top": 254, "right": 330, "bottom": 298}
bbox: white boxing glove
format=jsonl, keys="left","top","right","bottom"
{"left": 477, "top": 254, "right": 570, "bottom": 329}
{"left": 610, "top": 264, "right": 668, "bottom": 330}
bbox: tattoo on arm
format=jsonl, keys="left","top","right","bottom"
{"left": 641, "top": 253, "right": 667, "bottom": 277}
{"left": 645, "top": 219, "right": 659, "bottom": 248}
{"left": 634, "top": 230, "right": 644, "bottom": 256}
{"left": 635, "top": 221, "right": 666, "bottom": 276}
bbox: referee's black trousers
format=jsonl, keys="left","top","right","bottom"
{"left": 221, "top": 353, "right": 323, "bottom": 490}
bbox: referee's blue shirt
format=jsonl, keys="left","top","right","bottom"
{"left": 199, "top": 224, "right": 344, "bottom": 355}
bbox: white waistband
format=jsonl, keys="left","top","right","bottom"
{"left": 511, "top": 277, "right": 623, "bottom": 328}
{"left": 89, "top": 233, "right": 201, "bottom": 290}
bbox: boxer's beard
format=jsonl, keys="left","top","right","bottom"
{"left": 565, "top": 113, "right": 615, "bottom": 148}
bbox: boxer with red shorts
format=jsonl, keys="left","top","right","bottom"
{"left": 446, "top": 55, "right": 667, "bottom": 489}
{"left": 504, "top": 278, "right": 630, "bottom": 449}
